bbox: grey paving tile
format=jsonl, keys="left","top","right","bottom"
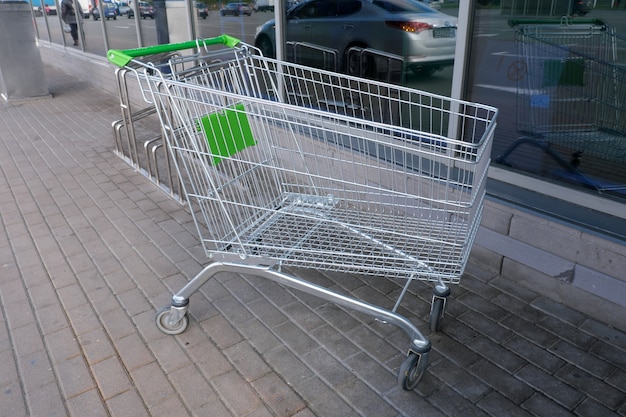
{"left": 263, "top": 344, "right": 316, "bottom": 390}
{"left": 504, "top": 336, "right": 566, "bottom": 373}
{"left": 344, "top": 351, "right": 397, "bottom": 393}
{"left": 106, "top": 389, "right": 151, "bottom": 417}
{"left": 309, "top": 323, "right": 362, "bottom": 359}
{"left": 169, "top": 364, "right": 217, "bottom": 410}
{"left": 457, "top": 310, "right": 513, "bottom": 343}
{"left": 65, "top": 388, "right": 109, "bottom": 417}
{"left": 198, "top": 314, "right": 245, "bottom": 350}
{"left": 548, "top": 339, "right": 614, "bottom": 379}
{"left": 574, "top": 398, "right": 622, "bottom": 417}
{"left": 130, "top": 362, "right": 177, "bottom": 408}
{"left": 0, "top": 381, "right": 28, "bottom": 417}
{"left": 580, "top": 319, "right": 626, "bottom": 349}
{"left": 537, "top": 315, "right": 598, "bottom": 350}
{"left": 476, "top": 391, "right": 534, "bottom": 417}
{"left": 426, "top": 385, "right": 490, "bottom": 417}
{"left": 250, "top": 372, "right": 307, "bottom": 417}
{"left": 521, "top": 393, "right": 577, "bottom": 417}
{"left": 500, "top": 315, "right": 559, "bottom": 348}
{"left": 516, "top": 364, "right": 583, "bottom": 410}
{"left": 530, "top": 296, "right": 588, "bottom": 327}
{"left": 465, "top": 335, "right": 527, "bottom": 374}
{"left": 294, "top": 375, "right": 355, "bottom": 417}
{"left": 148, "top": 396, "right": 192, "bottom": 417}
{"left": 555, "top": 364, "right": 624, "bottom": 411}
{"left": 45, "top": 327, "right": 82, "bottom": 365}
{"left": 24, "top": 382, "right": 67, "bottom": 417}
{"left": 428, "top": 359, "right": 491, "bottom": 403}
{"left": 54, "top": 355, "right": 96, "bottom": 399}
{"left": 212, "top": 370, "right": 263, "bottom": 416}
{"left": 336, "top": 377, "right": 399, "bottom": 417}
{"left": 77, "top": 328, "right": 116, "bottom": 366}
{"left": 150, "top": 335, "right": 192, "bottom": 374}
{"left": 114, "top": 333, "right": 155, "bottom": 372}
{"left": 223, "top": 341, "right": 271, "bottom": 382}
{"left": 16, "top": 349, "right": 56, "bottom": 391}
{"left": 467, "top": 358, "right": 534, "bottom": 404}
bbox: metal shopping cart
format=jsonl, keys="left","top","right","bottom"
{"left": 107, "top": 36, "right": 497, "bottom": 390}
{"left": 498, "top": 19, "right": 626, "bottom": 193}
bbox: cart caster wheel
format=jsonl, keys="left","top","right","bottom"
{"left": 398, "top": 352, "right": 428, "bottom": 391}
{"left": 156, "top": 307, "right": 188, "bottom": 335}
{"left": 429, "top": 297, "right": 445, "bottom": 332}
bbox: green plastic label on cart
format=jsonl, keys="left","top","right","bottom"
{"left": 197, "top": 103, "right": 256, "bottom": 165}
{"left": 543, "top": 58, "right": 585, "bottom": 87}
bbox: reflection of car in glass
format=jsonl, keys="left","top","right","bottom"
{"left": 420, "top": 0, "right": 441, "bottom": 10}
{"left": 92, "top": 4, "right": 117, "bottom": 20}
{"left": 196, "top": 3, "right": 209, "bottom": 18}
{"left": 220, "top": 2, "right": 252, "bottom": 16}
{"left": 254, "top": 0, "right": 457, "bottom": 76}
{"left": 80, "top": 2, "right": 91, "bottom": 18}
{"left": 128, "top": 1, "right": 155, "bottom": 18}
{"left": 117, "top": 1, "right": 131, "bottom": 15}
{"left": 572, "top": 0, "right": 593, "bottom": 15}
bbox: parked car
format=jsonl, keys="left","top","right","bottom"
{"left": 572, "top": 0, "right": 593, "bottom": 15}
{"left": 421, "top": 0, "right": 441, "bottom": 10}
{"left": 128, "top": 1, "right": 155, "bottom": 18}
{"left": 80, "top": 2, "right": 91, "bottom": 18}
{"left": 196, "top": 3, "right": 209, "bottom": 18}
{"left": 92, "top": 4, "right": 117, "bottom": 20}
{"left": 254, "top": 0, "right": 457, "bottom": 76}
{"left": 220, "top": 2, "right": 252, "bottom": 16}
{"left": 117, "top": 1, "right": 131, "bottom": 15}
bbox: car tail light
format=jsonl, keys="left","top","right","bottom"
{"left": 385, "top": 21, "right": 433, "bottom": 33}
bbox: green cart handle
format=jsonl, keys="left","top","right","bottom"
{"left": 508, "top": 18, "right": 605, "bottom": 28}
{"left": 107, "top": 34, "right": 241, "bottom": 67}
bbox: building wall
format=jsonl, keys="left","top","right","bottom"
{"left": 474, "top": 198, "right": 626, "bottom": 332}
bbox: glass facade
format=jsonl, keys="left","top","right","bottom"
{"left": 466, "top": 0, "right": 626, "bottom": 206}
{"left": 29, "top": 0, "right": 625, "bottom": 233}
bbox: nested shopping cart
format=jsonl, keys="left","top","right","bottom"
{"left": 498, "top": 19, "right": 626, "bottom": 192}
{"left": 108, "top": 35, "right": 497, "bottom": 390}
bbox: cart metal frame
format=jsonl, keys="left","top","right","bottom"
{"left": 108, "top": 36, "right": 497, "bottom": 390}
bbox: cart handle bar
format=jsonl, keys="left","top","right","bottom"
{"left": 508, "top": 18, "right": 605, "bottom": 28}
{"left": 107, "top": 34, "right": 241, "bottom": 68}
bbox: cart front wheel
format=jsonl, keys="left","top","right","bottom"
{"left": 429, "top": 297, "right": 445, "bottom": 332}
{"left": 398, "top": 352, "right": 428, "bottom": 391}
{"left": 156, "top": 307, "right": 188, "bottom": 335}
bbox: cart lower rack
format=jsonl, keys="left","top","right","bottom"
{"left": 108, "top": 36, "right": 497, "bottom": 390}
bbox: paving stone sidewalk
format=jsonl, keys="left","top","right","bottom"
{"left": 0, "top": 65, "right": 624, "bottom": 417}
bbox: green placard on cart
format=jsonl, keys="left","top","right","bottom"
{"left": 197, "top": 103, "right": 256, "bottom": 165}
{"left": 543, "top": 58, "right": 585, "bottom": 87}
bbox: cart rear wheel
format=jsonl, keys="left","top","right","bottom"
{"left": 156, "top": 307, "right": 188, "bottom": 335}
{"left": 398, "top": 352, "right": 428, "bottom": 390}
{"left": 429, "top": 297, "right": 445, "bottom": 332}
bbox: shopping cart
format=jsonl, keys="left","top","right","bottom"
{"left": 499, "top": 19, "right": 626, "bottom": 193}
{"left": 107, "top": 35, "right": 497, "bottom": 390}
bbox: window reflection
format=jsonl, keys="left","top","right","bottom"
{"left": 467, "top": 2, "right": 626, "bottom": 201}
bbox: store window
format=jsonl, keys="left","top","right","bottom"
{"left": 465, "top": 0, "right": 626, "bottom": 210}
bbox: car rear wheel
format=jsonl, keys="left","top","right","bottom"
{"left": 410, "top": 65, "right": 438, "bottom": 77}
{"left": 345, "top": 47, "right": 376, "bottom": 78}
{"left": 255, "top": 35, "right": 274, "bottom": 58}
